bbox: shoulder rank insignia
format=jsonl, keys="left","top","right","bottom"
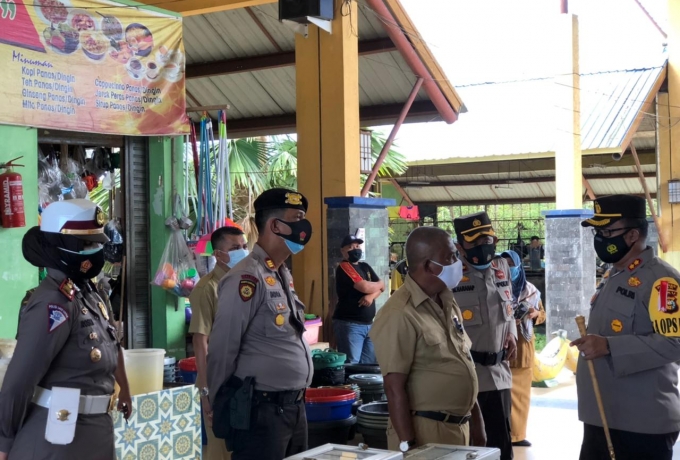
{"left": 603, "top": 269, "right": 611, "bottom": 279}
{"left": 265, "top": 258, "right": 276, "bottom": 270}
{"left": 48, "top": 304, "right": 69, "bottom": 333}
{"left": 495, "top": 270, "right": 505, "bottom": 280}
{"left": 59, "top": 279, "right": 75, "bottom": 301}
{"left": 461, "top": 276, "right": 470, "bottom": 283}
{"left": 289, "top": 280, "right": 295, "bottom": 290}
{"left": 98, "top": 302, "right": 109, "bottom": 321}
{"left": 239, "top": 279, "right": 257, "bottom": 302}
{"left": 628, "top": 259, "right": 642, "bottom": 271}
{"left": 628, "top": 277, "right": 642, "bottom": 288}
{"left": 265, "top": 276, "right": 277, "bottom": 286}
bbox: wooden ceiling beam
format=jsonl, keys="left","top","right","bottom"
{"left": 398, "top": 172, "right": 655, "bottom": 188}
{"left": 186, "top": 37, "right": 397, "bottom": 80}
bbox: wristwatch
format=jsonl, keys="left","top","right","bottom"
{"left": 399, "top": 440, "right": 416, "bottom": 453}
{"left": 200, "top": 387, "right": 209, "bottom": 398}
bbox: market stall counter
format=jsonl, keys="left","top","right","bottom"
{"left": 113, "top": 384, "right": 201, "bottom": 460}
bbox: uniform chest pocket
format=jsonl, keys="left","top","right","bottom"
{"left": 497, "top": 290, "right": 515, "bottom": 322}
{"left": 264, "top": 302, "right": 295, "bottom": 337}
{"left": 76, "top": 319, "right": 104, "bottom": 350}
{"left": 605, "top": 291, "right": 636, "bottom": 335}
{"left": 459, "top": 304, "right": 482, "bottom": 327}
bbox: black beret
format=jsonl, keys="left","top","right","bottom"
{"left": 254, "top": 188, "right": 308, "bottom": 213}
{"left": 453, "top": 211, "right": 496, "bottom": 243}
{"left": 581, "top": 195, "right": 646, "bottom": 227}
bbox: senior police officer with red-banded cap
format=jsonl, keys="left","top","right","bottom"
{"left": 0, "top": 199, "right": 132, "bottom": 460}
{"left": 208, "top": 188, "right": 313, "bottom": 460}
{"left": 571, "top": 195, "right": 680, "bottom": 460}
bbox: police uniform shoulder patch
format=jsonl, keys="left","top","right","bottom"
{"left": 495, "top": 270, "right": 505, "bottom": 280}
{"left": 650, "top": 277, "right": 680, "bottom": 337}
{"left": 239, "top": 280, "right": 257, "bottom": 302}
{"left": 48, "top": 304, "right": 69, "bottom": 333}
{"left": 241, "top": 274, "right": 259, "bottom": 283}
{"left": 265, "top": 276, "right": 277, "bottom": 286}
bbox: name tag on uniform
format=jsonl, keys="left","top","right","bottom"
{"left": 45, "top": 387, "right": 80, "bottom": 445}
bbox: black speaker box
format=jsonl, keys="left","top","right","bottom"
{"left": 279, "top": 0, "right": 334, "bottom": 22}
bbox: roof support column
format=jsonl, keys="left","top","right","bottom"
{"left": 658, "top": 0, "right": 680, "bottom": 265}
{"left": 554, "top": 13, "right": 582, "bottom": 209}
{"left": 293, "top": 0, "right": 360, "bottom": 323}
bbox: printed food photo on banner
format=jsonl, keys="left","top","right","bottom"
{"left": 0, "top": 0, "right": 189, "bottom": 135}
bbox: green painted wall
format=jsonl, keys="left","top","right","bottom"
{"left": 148, "top": 136, "right": 186, "bottom": 358}
{"left": 0, "top": 126, "right": 38, "bottom": 339}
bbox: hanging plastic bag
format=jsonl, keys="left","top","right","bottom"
{"left": 103, "top": 219, "right": 124, "bottom": 263}
{"left": 152, "top": 229, "right": 200, "bottom": 297}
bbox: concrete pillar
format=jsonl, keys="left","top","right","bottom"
{"left": 294, "top": 0, "right": 361, "bottom": 319}
{"left": 542, "top": 209, "right": 596, "bottom": 340}
{"left": 554, "top": 14, "right": 582, "bottom": 209}
{"left": 324, "top": 197, "right": 395, "bottom": 341}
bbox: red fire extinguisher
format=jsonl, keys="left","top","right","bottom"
{"left": 0, "top": 156, "right": 26, "bottom": 229}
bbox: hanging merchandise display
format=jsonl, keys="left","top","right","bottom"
{"left": 0, "top": 157, "right": 26, "bottom": 228}
{"left": 152, "top": 229, "right": 200, "bottom": 297}
{"left": 216, "top": 109, "right": 233, "bottom": 223}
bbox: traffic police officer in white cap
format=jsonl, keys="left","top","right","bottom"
{"left": 0, "top": 199, "right": 132, "bottom": 460}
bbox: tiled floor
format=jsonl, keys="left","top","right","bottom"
{"left": 515, "top": 370, "right": 680, "bottom": 460}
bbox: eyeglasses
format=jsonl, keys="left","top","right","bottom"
{"left": 591, "top": 227, "right": 636, "bottom": 238}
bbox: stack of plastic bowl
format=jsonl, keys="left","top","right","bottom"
{"left": 178, "top": 357, "right": 197, "bottom": 384}
{"left": 344, "top": 363, "right": 381, "bottom": 379}
{"left": 0, "top": 339, "right": 17, "bottom": 390}
{"left": 348, "top": 374, "right": 385, "bottom": 404}
{"left": 311, "top": 349, "right": 346, "bottom": 387}
{"left": 357, "top": 401, "right": 390, "bottom": 449}
{"left": 163, "top": 356, "right": 177, "bottom": 383}
{"left": 305, "top": 388, "right": 357, "bottom": 448}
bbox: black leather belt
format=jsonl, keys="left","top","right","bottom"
{"left": 470, "top": 349, "right": 507, "bottom": 366}
{"left": 413, "top": 411, "right": 472, "bottom": 425}
{"left": 254, "top": 389, "right": 305, "bottom": 405}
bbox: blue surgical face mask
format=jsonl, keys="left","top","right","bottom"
{"left": 284, "top": 239, "right": 305, "bottom": 255}
{"left": 510, "top": 266, "right": 521, "bottom": 281}
{"left": 226, "top": 249, "right": 249, "bottom": 268}
{"left": 470, "top": 262, "right": 491, "bottom": 270}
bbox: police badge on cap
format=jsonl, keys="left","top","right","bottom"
{"left": 40, "top": 199, "right": 109, "bottom": 243}
{"left": 581, "top": 195, "right": 646, "bottom": 228}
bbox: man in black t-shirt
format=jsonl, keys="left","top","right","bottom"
{"left": 333, "top": 235, "right": 385, "bottom": 364}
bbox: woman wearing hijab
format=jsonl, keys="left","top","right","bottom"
{"left": 500, "top": 250, "right": 545, "bottom": 448}
{"left": 0, "top": 199, "right": 131, "bottom": 460}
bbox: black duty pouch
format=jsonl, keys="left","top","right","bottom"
{"left": 229, "top": 376, "right": 255, "bottom": 430}
{"left": 514, "top": 300, "right": 530, "bottom": 321}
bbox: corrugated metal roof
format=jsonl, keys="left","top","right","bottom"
{"left": 182, "top": 1, "right": 449, "bottom": 126}
{"left": 397, "top": 61, "right": 666, "bottom": 164}
{"left": 402, "top": 177, "right": 656, "bottom": 204}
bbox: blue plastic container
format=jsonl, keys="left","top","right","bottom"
{"left": 305, "top": 398, "right": 355, "bottom": 422}
{"left": 179, "top": 370, "right": 197, "bottom": 383}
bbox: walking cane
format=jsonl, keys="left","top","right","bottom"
{"left": 575, "top": 315, "right": 615, "bottom": 460}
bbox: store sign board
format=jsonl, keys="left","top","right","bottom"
{"left": 0, "top": 0, "right": 188, "bottom": 135}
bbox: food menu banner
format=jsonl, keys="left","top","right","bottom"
{"left": 0, "top": 0, "right": 189, "bottom": 135}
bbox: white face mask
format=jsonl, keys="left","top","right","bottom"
{"left": 216, "top": 248, "right": 250, "bottom": 268}
{"left": 430, "top": 259, "right": 464, "bottom": 290}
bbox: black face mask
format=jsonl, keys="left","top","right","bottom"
{"left": 594, "top": 232, "right": 632, "bottom": 264}
{"left": 465, "top": 243, "right": 496, "bottom": 267}
{"left": 347, "top": 249, "right": 362, "bottom": 263}
{"left": 274, "top": 219, "right": 313, "bottom": 254}
{"left": 58, "top": 247, "right": 106, "bottom": 280}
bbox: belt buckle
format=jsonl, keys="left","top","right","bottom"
{"left": 442, "top": 413, "right": 452, "bottom": 423}
{"left": 486, "top": 352, "right": 496, "bottom": 366}
{"left": 459, "top": 414, "right": 470, "bottom": 426}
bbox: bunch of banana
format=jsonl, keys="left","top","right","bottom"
{"left": 532, "top": 330, "right": 569, "bottom": 383}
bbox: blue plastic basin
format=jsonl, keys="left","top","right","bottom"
{"left": 305, "top": 398, "right": 355, "bottom": 422}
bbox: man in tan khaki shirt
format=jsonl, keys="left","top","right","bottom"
{"left": 189, "top": 226, "right": 248, "bottom": 460}
{"left": 370, "top": 227, "right": 486, "bottom": 454}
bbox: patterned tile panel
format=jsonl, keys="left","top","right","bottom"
{"left": 114, "top": 386, "right": 202, "bottom": 460}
